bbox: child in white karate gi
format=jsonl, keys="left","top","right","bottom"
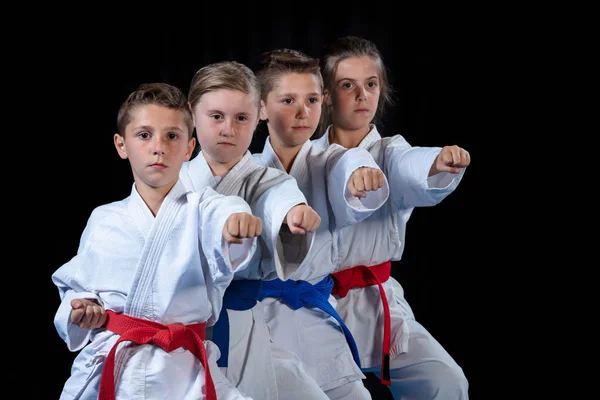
{"left": 312, "top": 36, "right": 471, "bottom": 400}
{"left": 253, "top": 48, "right": 390, "bottom": 400}
{"left": 180, "top": 61, "right": 330, "bottom": 400}
{"left": 52, "top": 82, "right": 261, "bottom": 400}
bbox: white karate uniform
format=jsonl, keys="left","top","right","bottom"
{"left": 180, "top": 151, "right": 329, "bottom": 400}
{"left": 52, "top": 180, "right": 256, "bottom": 400}
{"left": 313, "top": 126, "right": 469, "bottom": 399}
{"left": 254, "top": 139, "right": 390, "bottom": 399}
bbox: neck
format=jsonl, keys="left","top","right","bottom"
{"left": 329, "top": 124, "right": 371, "bottom": 149}
{"left": 268, "top": 135, "right": 303, "bottom": 173}
{"left": 204, "top": 152, "right": 244, "bottom": 177}
{"left": 135, "top": 181, "right": 174, "bottom": 217}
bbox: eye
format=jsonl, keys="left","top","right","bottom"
{"left": 367, "top": 81, "right": 378, "bottom": 88}
{"left": 342, "top": 82, "right": 353, "bottom": 89}
{"left": 282, "top": 98, "right": 293, "bottom": 105}
{"left": 138, "top": 132, "right": 150, "bottom": 139}
{"left": 308, "top": 97, "right": 319, "bottom": 104}
{"left": 168, "top": 133, "right": 178, "bottom": 140}
{"left": 236, "top": 115, "right": 248, "bottom": 122}
{"left": 211, "top": 114, "right": 223, "bottom": 121}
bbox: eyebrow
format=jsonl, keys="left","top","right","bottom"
{"left": 133, "top": 125, "right": 154, "bottom": 131}
{"left": 206, "top": 109, "right": 252, "bottom": 116}
{"left": 277, "top": 92, "right": 321, "bottom": 97}
{"left": 133, "top": 125, "right": 184, "bottom": 132}
{"left": 164, "top": 126, "right": 184, "bottom": 132}
{"left": 336, "top": 76, "right": 379, "bottom": 84}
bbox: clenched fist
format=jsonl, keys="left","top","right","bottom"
{"left": 285, "top": 204, "right": 321, "bottom": 234}
{"left": 429, "top": 145, "right": 470, "bottom": 176}
{"left": 347, "top": 167, "right": 385, "bottom": 198}
{"left": 223, "top": 212, "right": 263, "bottom": 244}
{"left": 70, "top": 298, "right": 107, "bottom": 329}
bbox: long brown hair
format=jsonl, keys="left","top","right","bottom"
{"left": 318, "top": 36, "right": 394, "bottom": 136}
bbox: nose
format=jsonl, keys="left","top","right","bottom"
{"left": 153, "top": 136, "right": 166, "bottom": 155}
{"left": 221, "top": 119, "right": 235, "bottom": 136}
{"left": 356, "top": 86, "right": 367, "bottom": 102}
{"left": 296, "top": 104, "right": 309, "bottom": 120}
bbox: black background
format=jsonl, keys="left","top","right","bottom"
{"left": 47, "top": 9, "right": 499, "bottom": 399}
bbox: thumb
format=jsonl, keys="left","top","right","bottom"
{"left": 71, "top": 299, "right": 83, "bottom": 309}
{"left": 222, "top": 229, "right": 243, "bottom": 245}
{"left": 288, "top": 225, "right": 306, "bottom": 235}
{"left": 347, "top": 181, "right": 366, "bottom": 197}
{"left": 288, "top": 208, "right": 303, "bottom": 227}
{"left": 437, "top": 164, "right": 461, "bottom": 174}
{"left": 440, "top": 151, "right": 454, "bottom": 166}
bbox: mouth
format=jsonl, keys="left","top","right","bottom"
{"left": 217, "top": 142, "right": 235, "bottom": 146}
{"left": 151, "top": 163, "right": 167, "bottom": 169}
{"left": 354, "top": 108, "right": 369, "bottom": 112}
{"left": 292, "top": 126, "right": 312, "bottom": 130}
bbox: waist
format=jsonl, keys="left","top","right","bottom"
{"left": 223, "top": 279, "right": 263, "bottom": 311}
{"left": 259, "top": 276, "right": 333, "bottom": 309}
{"left": 105, "top": 311, "right": 207, "bottom": 348}
{"left": 330, "top": 261, "right": 392, "bottom": 297}
{"left": 100, "top": 310, "right": 215, "bottom": 399}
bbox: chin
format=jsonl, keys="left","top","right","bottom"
{"left": 342, "top": 122, "right": 365, "bottom": 131}
{"left": 288, "top": 134, "right": 311, "bottom": 145}
{"left": 145, "top": 180, "right": 173, "bottom": 189}
{"left": 216, "top": 154, "right": 243, "bottom": 164}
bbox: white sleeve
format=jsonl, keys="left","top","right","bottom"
{"left": 53, "top": 286, "right": 102, "bottom": 351}
{"left": 197, "top": 189, "right": 258, "bottom": 326}
{"left": 51, "top": 219, "right": 104, "bottom": 352}
{"left": 253, "top": 178, "right": 312, "bottom": 280}
{"left": 198, "top": 188, "right": 257, "bottom": 279}
{"left": 383, "top": 136, "right": 465, "bottom": 208}
{"left": 326, "top": 145, "right": 390, "bottom": 228}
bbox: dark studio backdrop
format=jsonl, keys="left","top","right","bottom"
{"left": 49, "top": 10, "right": 496, "bottom": 400}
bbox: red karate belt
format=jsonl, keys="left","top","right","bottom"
{"left": 330, "top": 261, "right": 392, "bottom": 386}
{"left": 98, "top": 310, "right": 216, "bottom": 400}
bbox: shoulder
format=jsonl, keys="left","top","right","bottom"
{"left": 242, "top": 165, "right": 301, "bottom": 205}
{"left": 251, "top": 152, "right": 265, "bottom": 165}
{"left": 76, "top": 197, "right": 133, "bottom": 251}
{"left": 366, "top": 134, "right": 411, "bottom": 156}
{"left": 87, "top": 197, "right": 129, "bottom": 229}
{"left": 248, "top": 164, "right": 291, "bottom": 184}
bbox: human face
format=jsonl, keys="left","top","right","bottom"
{"left": 114, "top": 104, "right": 195, "bottom": 193}
{"left": 260, "top": 72, "right": 322, "bottom": 148}
{"left": 192, "top": 89, "right": 258, "bottom": 174}
{"left": 326, "top": 56, "right": 381, "bottom": 131}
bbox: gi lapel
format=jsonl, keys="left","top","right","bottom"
{"left": 125, "top": 180, "right": 188, "bottom": 319}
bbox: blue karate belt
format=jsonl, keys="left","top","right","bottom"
{"left": 260, "top": 276, "right": 361, "bottom": 368}
{"left": 212, "top": 279, "right": 263, "bottom": 367}
{"left": 212, "top": 276, "right": 361, "bottom": 368}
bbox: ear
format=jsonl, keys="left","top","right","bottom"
{"left": 323, "top": 89, "right": 332, "bottom": 106}
{"left": 259, "top": 99, "right": 268, "bottom": 121}
{"left": 188, "top": 101, "right": 197, "bottom": 126}
{"left": 114, "top": 133, "right": 128, "bottom": 159}
{"left": 185, "top": 137, "right": 196, "bottom": 161}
